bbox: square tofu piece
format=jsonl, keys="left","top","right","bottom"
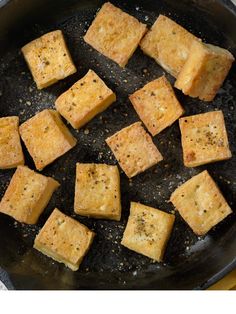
{"left": 140, "top": 15, "right": 199, "bottom": 77}
{"left": 175, "top": 41, "right": 235, "bottom": 101}
{"left": 19, "top": 109, "right": 77, "bottom": 171}
{"left": 0, "top": 166, "right": 60, "bottom": 224}
{"left": 179, "top": 111, "right": 231, "bottom": 167}
{"left": 170, "top": 170, "right": 232, "bottom": 235}
{"left": 0, "top": 116, "right": 24, "bottom": 169}
{"left": 106, "top": 122, "right": 163, "bottom": 178}
{"left": 34, "top": 208, "right": 95, "bottom": 271}
{"left": 129, "top": 76, "right": 184, "bottom": 136}
{"left": 84, "top": 2, "right": 147, "bottom": 67}
{"left": 21, "top": 30, "right": 76, "bottom": 89}
{"left": 74, "top": 163, "right": 121, "bottom": 221}
{"left": 55, "top": 69, "right": 116, "bottom": 129}
{"left": 121, "top": 202, "right": 175, "bottom": 261}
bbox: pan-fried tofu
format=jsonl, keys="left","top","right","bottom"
{"left": 84, "top": 2, "right": 147, "bottom": 67}
{"left": 55, "top": 69, "right": 116, "bottom": 129}
{"left": 140, "top": 15, "right": 199, "bottom": 77}
{"left": 19, "top": 109, "right": 77, "bottom": 171}
{"left": 21, "top": 30, "right": 76, "bottom": 89}
{"left": 179, "top": 111, "right": 231, "bottom": 167}
{"left": 175, "top": 41, "right": 235, "bottom": 101}
{"left": 170, "top": 170, "right": 232, "bottom": 235}
{"left": 121, "top": 202, "right": 175, "bottom": 261}
{"left": 0, "top": 166, "right": 60, "bottom": 224}
{"left": 74, "top": 163, "right": 121, "bottom": 221}
{"left": 0, "top": 116, "right": 24, "bottom": 169}
{"left": 105, "top": 122, "right": 163, "bottom": 178}
{"left": 129, "top": 76, "right": 184, "bottom": 136}
{"left": 34, "top": 208, "right": 95, "bottom": 271}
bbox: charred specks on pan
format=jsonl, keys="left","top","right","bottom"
{"left": 0, "top": 0, "right": 236, "bottom": 290}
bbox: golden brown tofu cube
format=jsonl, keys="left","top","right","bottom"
{"left": 19, "top": 109, "right": 77, "bottom": 171}
{"left": 129, "top": 76, "right": 184, "bottom": 136}
{"left": 34, "top": 208, "right": 95, "bottom": 271}
{"left": 179, "top": 111, "right": 231, "bottom": 167}
{"left": 55, "top": 69, "right": 116, "bottom": 129}
{"left": 74, "top": 163, "right": 121, "bottom": 221}
{"left": 0, "top": 116, "right": 24, "bottom": 169}
{"left": 121, "top": 202, "right": 175, "bottom": 261}
{"left": 84, "top": 2, "right": 147, "bottom": 67}
{"left": 140, "top": 15, "right": 199, "bottom": 77}
{"left": 175, "top": 41, "right": 235, "bottom": 101}
{"left": 106, "top": 122, "right": 163, "bottom": 178}
{"left": 170, "top": 170, "right": 232, "bottom": 235}
{"left": 21, "top": 30, "right": 76, "bottom": 89}
{"left": 0, "top": 166, "right": 60, "bottom": 224}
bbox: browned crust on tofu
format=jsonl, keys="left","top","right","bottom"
{"left": 129, "top": 76, "right": 184, "bottom": 136}
{"left": 140, "top": 15, "right": 199, "bottom": 77}
{"left": 121, "top": 202, "right": 175, "bottom": 261}
{"left": 34, "top": 208, "right": 95, "bottom": 271}
{"left": 105, "top": 122, "right": 163, "bottom": 178}
{"left": 55, "top": 69, "right": 116, "bottom": 129}
{"left": 84, "top": 2, "right": 147, "bottom": 67}
{"left": 0, "top": 116, "right": 24, "bottom": 169}
{"left": 19, "top": 109, "right": 77, "bottom": 171}
{"left": 74, "top": 163, "right": 121, "bottom": 221}
{"left": 0, "top": 166, "right": 60, "bottom": 224}
{"left": 170, "top": 170, "right": 232, "bottom": 235}
{"left": 179, "top": 111, "right": 231, "bottom": 167}
{"left": 175, "top": 41, "right": 235, "bottom": 101}
{"left": 21, "top": 30, "right": 76, "bottom": 89}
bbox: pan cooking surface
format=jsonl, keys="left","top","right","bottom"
{"left": 0, "top": 0, "right": 235, "bottom": 289}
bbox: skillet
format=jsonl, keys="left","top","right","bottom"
{"left": 0, "top": 0, "right": 235, "bottom": 290}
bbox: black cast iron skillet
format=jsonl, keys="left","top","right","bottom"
{"left": 0, "top": 0, "right": 235, "bottom": 290}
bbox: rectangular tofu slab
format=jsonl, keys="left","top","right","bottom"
{"left": 140, "top": 15, "right": 199, "bottom": 77}
{"left": 170, "top": 170, "right": 232, "bottom": 235}
{"left": 19, "top": 109, "right": 77, "bottom": 171}
{"left": 34, "top": 208, "right": 95, "bottom": 271}
{"left": 121, "top": 202, "right": 175, "bottom": 261}
{"left": 55, "top": 69, "right": 116, "bottom": 129}
{"left": 0, "top": 166, "right": 60, "bottom": 224}
{"left": 105, "top": 122, "right": 163, "bottom": 178}
{"left": 175, "top": 41, "right": 235, "bottom": 101}
{"left": 0, "top": 116, "right": 24, "bottom": 169}
{"left": 22, "top": 30, "right": 76, "bottom": 89}
{"left": 84, "top": 2, "right": 147, "bottom": 67}
{"left": 74, "top": 163, "right": 121, "bottom": 221}
{"left": 129, "top": 76, "right": 184, "bottom": 136}
{"left": 179, "top": 111, "right": 231, "bottom": 167}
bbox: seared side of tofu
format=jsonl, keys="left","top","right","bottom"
{"left": 34, "top": 208, "right": 95, "bottom": 271}
{"left": 170, "top": 170, "right": 232, "bottom": 235}
{"left": 0, "top": 166, "right": 60, "bottom": 224}
{"left": 55, "top": 69, "right": 116, "bottom": 129}
{"left": 0, "top": 116, "right": 24, "bottom": 169}
{"left": 21, "top": 30, "right": 76, "bottom": 89}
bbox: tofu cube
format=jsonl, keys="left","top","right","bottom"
{"left": 170, "top": 170, "right": 232, "bottom": 235}
{"left": 34, "top": 208, "right": 95, "bottom": 271}
{"left": 19, "top": 109, "right": 77, "bottom": 171}
{"left": 74, "top": 163, "right": 121, "bottom": 221}
{"left": 129, "top": 76, "right": 184, "bottom": 136}
{"left": 175, "top": 41, "right": 235, "bottom": 101}
{"left": 105, "top": 122, "right": 163, "bottom": 178}
{"left": 0, "top": 116, "right": 24, "bottom": 169}
{"left": 179, "top": 111, "right": 231, "bottom": 167}
{"left": 21, "top": 30, "right": 76, "bottom": 89}
{"left": 55, "top": 69, "right": 116, "bottom": 129}
{"left": 121, "top": 202, "right": 175, "bottom": 261}
{"left": 140, "top": 15, "right": 199, "bottom": 77}
{"left": 84, "top": 2, "right": 147, "bottom": 67}
{"left": 0, "top": 166, "right": 60, "bottom": 224}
